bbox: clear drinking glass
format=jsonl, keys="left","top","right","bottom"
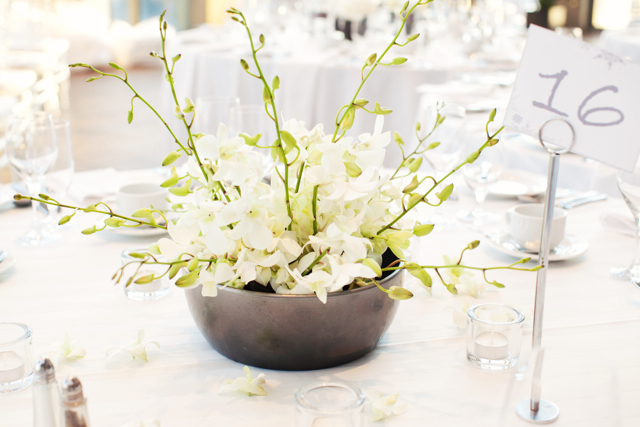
{"left": 0, "top": 322, "right": 34, "bottom": 393}
{"left": 229, "top": 104, "right": 266, "bottom": 138}
{"left": 466, "top": 304, "right": 524, "bottom": 370}
{"left": 43, "top": 118, "right": 74, "bottom": 226}
{"left": 193, "top": 96, "right": 241, "bottom": 135}
{"left": 121, "top": 247, "right": 170, "bottom": 301}
{"left": 5, "top": 112, "right": 60, "bottom": 246}
{"left": 418, "top": 103, "right": 467, "bottom": 231}
{"left": 611, "top": 168, "right": 640, "bottom": 287}
{"left": 295, "top": 381, "right": 365, "bottom": 427}
{"left": 457, "top": 140, "right": 504, "bottom": 225}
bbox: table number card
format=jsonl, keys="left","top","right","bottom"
{"left": 504, "top": 25, "right": 640, "bottom": 172}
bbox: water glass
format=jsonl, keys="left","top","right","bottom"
{"left": 5, "top": 111, "right": 60, "bottom": 246}
{"left": 193, "top": 96, "right": 240, "bottom": 135}
{"left": 458, "top": 139, "right": 504, "bottom": 225}
{"left": 466, "top": 304, "right": 524, "bottom": 370}
{"left": 611, "top": 168, "right": 640, "bottom": 287}
{"left": 417, "top": 103, "right": 467, "bottom": 231}
{"left": 0, "top": 322, "right": 34, "bottom": 393}
{"left": 295, "top": 381, "right": 365, "bottom": 427}
{"left": 121, "top": 247, "right": 170, "bottom": 301}
{"left": 43, "top": 118, "right": 74, "bottom": 226}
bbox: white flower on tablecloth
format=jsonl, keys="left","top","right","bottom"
{"left": 44, "top": 332, "right": 86, "bottom": 367}
{"left": 365, "top": 390, "right": 408, "bottom": 421}
{"left": 106, "top": 330, "right": 160, "bottom": 362}
{"left": 218, "top": 366, "right": 267, "bottom": 396}
{"left": 119, "top": 419, "right": 161, "bottom": 427}
{"left": 457, "top": 274, "right": 486, "bottom": 299}
{"left": 445, "top": 298, "right": 473, "bottom": 329}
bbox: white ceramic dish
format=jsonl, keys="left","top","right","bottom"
{"left": 489, "top": 169, "right": 574, "bottom": 199}
{"left": 484, "top": 229, "right": 588, "bottom": 262}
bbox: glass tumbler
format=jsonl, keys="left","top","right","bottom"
{"left": 295, "top": 381, "right": 365, "bottom": 427}
{"left": 121, "top": 247, "right": 170, "bottom": 301}
{"left": 0, "top": 322, "right": 34, "bottom": 393}
{"left": 467, "top": 304, "right": 524, "bottom": 370}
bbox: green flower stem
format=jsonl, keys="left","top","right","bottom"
{"left": 16, "top": 196, "right": 167, "bottom": 229}
{"left": 302, "top": 249, "right": 327, "bottom": 276}
{"left": 295, "top": 162, "right": 305, "bottom": 193}
{"left": 312, "top": 185, "right": 319, "bottom": 235}
{"left": 377, "top": 126, "right": 503, "bottom": 235}
{"left": 331, "top": 1, "right": 430, "bottom": 142}
{"left": 234, "top": 10, "right": 293, "bottom": 229}
{"left": 381, "top": 265, "right": 540, "bottom": 272}
{"left": 371, "top": 278, "right": 390, "bottom": 294}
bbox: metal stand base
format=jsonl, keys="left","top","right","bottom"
{"left": 516, "top": 398, "right": 560, "bottom": 424}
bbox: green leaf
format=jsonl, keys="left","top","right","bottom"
{"left": 132, "top": 209, "right": 157, "bottom": 226}
{"left": 408, "top": 157, "right": 422, "bottom": 173}
{"left": 160, "top": 166, "right": 179, "bottom": 188}
{"left": 436, "top": 183, "right": 454, "bottom": 202}
{"left": 413, "top": 223, "right": 434, "bottom": 237}
{"left": 109, "top": 62, "right": 123, "bottom": 70}
{"left": 272, "top": 75, "right": 280, "bottom": 90}
{"left": 405, "top": 262, "right": 432, "bottom": 288}
{"left": 392, "top": 57, "right": 408, "bottom": 65}
{"left": 127, "top": 110, "right": 133, "bottom": 124}
{"left": 366, "top": 53, "right": 377, "bottom": 66}
{"left": 393, "top": 131, "right": 404, "bottom": 146}
{"left": 280, "top": 130, "right": 297, "bottom": 154}
{"left": 162, "top": 151, "right": 182, "bottom": 166}
{"left": 388, "top": 286, "right": 413, "bottom": 300}
{"left": 402, "top": 175, "right": 419, "bottom": 194}
{"left": 345, "top": 162, "right": 362, "bottom": 178}
{"left": 134, "top": 274, "right": 155, "bottom": 285}
{"left": 373, "top": 102, "right": 392, "bottom": 115}
{"left": 362, "top": 259, "right": 382, "bottom": 278}
{"left": 240, "top": 133, "right": 263, "bottom": 146}
{"left": 169, "top": 178, "right": 192, "bottom": 197}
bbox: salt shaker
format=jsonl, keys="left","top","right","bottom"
{"left": 33, "top": 357, "right": 60, "bottom": 427}
{"left": 60, "top": 376, "right": 91, "bottom": 427}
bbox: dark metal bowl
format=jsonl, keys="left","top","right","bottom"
{"left": 184, "top": 268, "right": 403, "bottom": 371}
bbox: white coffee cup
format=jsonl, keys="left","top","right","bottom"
{"left": 116, "top": 183, "right": 169, "bottom": 217}
{"left": 505, "top": 203, "right": 567, "bottom": 251}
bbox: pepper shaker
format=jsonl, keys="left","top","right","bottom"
{"left": 60, "top": 376, "right": 90, "bottom": 427}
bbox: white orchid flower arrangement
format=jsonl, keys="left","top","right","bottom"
{"left": 18, "top": 2, "right": 541, "bottom": 304}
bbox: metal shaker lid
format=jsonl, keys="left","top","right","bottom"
{"left": 34, "top": 357, "right": 55, "bottom": 383}
{"left": 61, "top": 376, "right": 85, "bottom": 404}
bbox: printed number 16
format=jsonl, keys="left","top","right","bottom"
{"left": 532, "top": 70, "right": 624, "bottom": 127}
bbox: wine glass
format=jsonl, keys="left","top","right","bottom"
{"left": 193, "top": 96, "right": 241, "bottom": 135}
{"left": 43, "top": 119, "right": 74, "bottom": 226}
{"left": 457, "top": 138, "right": 504, "bottom": 226}
{"left": 229, "top": 104, "right": 272, "bottom": 170}
{"left": 418, "top": 103, "right": 467, "bottom": 231}
{"left": 611, "top": 168, "right": 640, "bottom": 287}
{"left": 5, "top": 111, "right": 60, "bottom": 246}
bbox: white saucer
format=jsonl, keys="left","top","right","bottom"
{"left": 484, "top": 229, "right": 588, "bottom": 262}
{"left": 98, "top": 199, "right": 171, "bottom": 238}
{"left": 489, "top": 170, "right": 574, "bottom": 199}
{"left": 0, "top": 253, "right": 16, "bottom": 275}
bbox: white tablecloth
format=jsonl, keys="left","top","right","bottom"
{"left": 1, "top": 169, "right": 638, "bottom": 426}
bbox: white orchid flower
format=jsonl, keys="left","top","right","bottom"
{"left": 44, "top": 332, "right": 86, "bottom": 367}
{"left": 365, "top": 390, "right": 408, "bottom": 421}
{"left": 218, "top": 366, "right": 267, "bottom": 396}
{"left": 445, "top": 298, "right": 473, "bottom": 329}
{"left": 157, "top": 220, "right": 204, "bottom": 262}
{"left": 106, "top": 330, "right": 160, "bottom": 362}
{"left": 458, "top": 274, "right": 486, "bottom": 299}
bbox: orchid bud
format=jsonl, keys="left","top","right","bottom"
{"left": 388, "top": 286, "right": 413, "bottom": 300}
{"left": 240, "top": 59, "right": 249, "bottom": 70}
{"left": 374, "top": 102, "right": 392, "bottom": 115}
{"left": 366, "top": 53, "right": 377, "bottom": 66}
{"left": 402, "top": 175, "right": 419, "bottom": 194}
{"left": 272, "top": 75, "right": 280, "bottom": 90}
{"left": 160, "top": 166, "right": 179, "bottom": 188}
{"left": 467, "top": 240, "right": 480, "bottom": 250}
{"left": 240, "top": 133, "right": 263, "bottom": 146}
{"left": 391, "top": 57, "right": 407, "bottom": 65}
{"left": 174, "top": 106, "right": 185, "bottom": 120}
{"left": 134, "top": 274, "right": 155, "bottom": 285}
{"left": 362, "top": 258, "right": 382, "bottom": 278}
{"left": 187, "top": 257, "right": 199, "bottom": 272}
{"left": 172, "top": 54, "right": 181, "bottom": 63}
{"left": 345, "top": 162, "right": 362, "bottom": 178}
{"left": 162, "top": 151, "right": 182, "bottom": 166}
{"left": 488, "top": 108, "right": 497, "bottom": 122}
{"left": 436, "top": 183, "right": 454, "bottom": 202}
{"left": 127, "top": 110, "right": 133, "bottom": 124}
{"left": 408, "top": 157, "right": 422, "bottom": 173}
{"left": 393, "top": 131, "right": 404, "bottom": 146}
{"left": 413, "top": 223, "right": 434, "bottom": 237}
{"left": 466, "top": 151, "right": 480, "bottom": 163}
{"left": 183, "top": 97, "right": 195, "bottom": 113}
{"left": 148, "top": 243, "right": 161, "bottom": 255}
{"left": 488, "top": 139, "right": 499, "bottom": 146}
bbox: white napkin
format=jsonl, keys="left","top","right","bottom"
{"left": 67, "top": 168, "right": 120, "bottom": 204}
{"left": 600, "top": 211, "right": 635, "bottom": 237}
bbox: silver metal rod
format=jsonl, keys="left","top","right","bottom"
{"left": 530, "top": 152, "right": 560, "bottom": 412}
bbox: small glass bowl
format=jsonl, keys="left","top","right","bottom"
{"left": 0, "top": 322, "right": 34, "bottom": 393}
{"left": 121, "top": 247, "right": 170, "bottom": 301}
{"left": 295, "top": 381, "right": 365, "bottom": 427}
{"left": 466, "top": 304, "right": 525, "bottom": 370}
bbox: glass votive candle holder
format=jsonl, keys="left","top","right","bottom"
{"left": 0, "top": 322, "right": 34, "bottom": 393}
{"left": 295, "top": 381, "right": 365, "bottom": 427}
{"left": 466, "top": 304, "right": 525, "bottom": 370}
{"left": 121, "top": 247, "right": 170, "bottom": 301}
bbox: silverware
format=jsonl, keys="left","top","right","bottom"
{"left": 0, "top": 249, "right": 6, "bottom": 263}
{"left": 558, "top": 193, "right": 607, "bottom": 209}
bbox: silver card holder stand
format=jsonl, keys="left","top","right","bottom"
{"left": 516, "top": 118, "right": 575, "bottom": 424}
